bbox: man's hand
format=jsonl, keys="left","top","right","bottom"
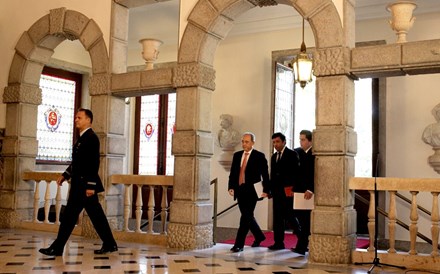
{"left": 56, "top": 176, "right": 65, "bottom": 186}
{"left": 228, "top": 189, "right": 234, "bottom": 196}
{"left": 304, "top": 190, "right": 313, "bottom": 200}
{"left": 261, "top": 192, "right": 268, "bottom": 198}
{"left": 86, "top": 189, "right": 95, "bottom": 197}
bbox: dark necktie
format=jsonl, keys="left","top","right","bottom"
{"left": 276, "top": 152, "right": 281, "bottom": 162}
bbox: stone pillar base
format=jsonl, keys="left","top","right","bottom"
{"left": 81, "top": 215, "right": 99, "bottom": 239}
{"left": 309, "top": 234, "right": 357, "bottom": 264}
{"left": 167, "top": 223, "right": 213, "bottom": 250}
{"left": 0, "top": 209, "right": 19, "bottom": 228}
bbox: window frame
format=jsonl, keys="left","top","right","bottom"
{"left": 36, "top": 66, "right": 82, "bottom": 165}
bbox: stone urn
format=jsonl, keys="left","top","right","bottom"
{"left": 139, "top": 38, "right": 163, "bottom": 70}
{"left": 386, "top": 1, "right": 417, "bottom": 43}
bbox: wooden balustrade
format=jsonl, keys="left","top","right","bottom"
{"left": 349, "top": 177, "right": 440, "bottom": 271}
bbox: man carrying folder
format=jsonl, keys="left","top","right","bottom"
{"left": 292, "top": 130, "right": 315, "bottom": 255}
{"left": 266, "top": 132, "right": 300, "bottom": 250}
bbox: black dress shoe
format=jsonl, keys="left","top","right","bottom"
{"left": 39, "top": 247, "right": 63, "bottom": 256}
{"left": 230, "top": 246, "right": 243, "bottom": 253}
{"left": 251, "top": 236, "right": 266, "bottom": 247}
{"left": 268, "top": 244, "right": 284, "bottom": 250}
{"left": 94, "top": 245, "right": 118, "bottom": 254}
{"left": 291, "top": 247, "right": 306, "bottom": 255}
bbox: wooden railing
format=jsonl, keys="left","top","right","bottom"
{"left": 349, "top": 177, "right": 440, "bottom": 271}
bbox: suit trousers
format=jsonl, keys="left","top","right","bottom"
{"left": 234, "top": 186, "right": 265, "bottom": 248}
{"left": 272, "top": 190, "right": 299, "bottom": 246}
{"left": 294, "top": 209, "right": 311, "bottom": 251}
{"left": 51, "top": 191, "right": 116, "bottom": 251}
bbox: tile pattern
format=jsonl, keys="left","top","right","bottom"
{"left": 0, "top": 229, "right": 417, "bottom": 274}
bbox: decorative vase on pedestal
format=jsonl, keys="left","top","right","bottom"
{"left": 139, "top": 38, "right": 163, "bottom": 70}
{"left": 386, "top": 1, "right": 417, "bottom": 43}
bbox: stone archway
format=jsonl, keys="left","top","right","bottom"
{"left": 0, "top": 7, "right": 122, "bottom": 237}
{"left": 170, "top": 0, "right": 356, "bottom": 264}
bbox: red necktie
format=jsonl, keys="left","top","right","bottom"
{"left": 239, "top": 152, "right": 249, "bottom": 185}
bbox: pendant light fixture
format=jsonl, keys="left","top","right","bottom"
{"left": 292, "top": 18, "right": 313, "bottom": 89}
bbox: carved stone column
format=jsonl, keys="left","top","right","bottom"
{"left": 309, "top": 74, "right": 358, "bottom": 264}
{"left": 167, "top": 63, "right": 215, "bottom": 249}
{"left": 89, "top": 73, "right": 126, "bottom": 233}
{"left": 0, "top": 83, "right": 42, "bottom": 227}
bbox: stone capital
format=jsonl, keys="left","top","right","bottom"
{"left": 174, "top": 63, "right": 215, "bottom": 90}
{"left": 314, "top": 47, "right": 350, "bottom": 77}
{"left": 3, "top": 84, "right": 42, "bottom": 105}
{"left": 89, "top": 73, "right": 110, "bottom": 95}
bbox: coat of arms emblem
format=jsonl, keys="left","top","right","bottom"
{"left": 44, "top": 107, "right": 61, "bottom": 132}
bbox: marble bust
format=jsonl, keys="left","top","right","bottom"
{"left": 217, "top": 114, "right": 240, "bottom": 149}
{"left": 422, "top": 103, "right": 440, "bottom": 174}
{"left": 422, "top": 103, "right": 440, "bottom": 147}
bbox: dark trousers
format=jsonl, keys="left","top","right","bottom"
{"left": 272, "top": 190, "right": 299, "bottom": 246}
{"left": 50, "top": 192, "right": 116, "bottom": 251}
{"left": 233, "top": 188, "right": 265, "bottom": 248}
{"left": 294, "top": 209, "right": 311, "bottom": 251}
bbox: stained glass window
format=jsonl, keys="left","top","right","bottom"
{"left": 137, "top": 94, "right": 175, "bottom": 175}
{"left": 274, "top": 63, "right": 294, "bottom": 148}
{"left": 139, "top": 95, "right": 160, "bottom": 175}
{"left": 36, "top": 74, "right": 76, "bottom": 162}
{"left": 165, "top": 93, "right": 176, "bottom": 175}
{"left": 293, "top": 76, "right": 316, "bottom": 148}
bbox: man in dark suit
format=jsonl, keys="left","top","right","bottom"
{"left": 228, "top": 132, "right": 270, "bottom": 252}
{"left": 39, "top": 108, "right": 117, "bottom": 256}
{"left": 292, "top": 130, "right": 315, "bottom": 255}
{"left": 267, "top": 132, "right": 300, "bottom": 250}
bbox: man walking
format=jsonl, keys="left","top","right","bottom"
{"left": 292, "top": 130, "right": 315, "bottom": 255}
{"left": 267, "top": 132, "right": 300, "bottom": 250}
{"left": 39, "top": 108, "right": 117, "bottom": 256}
{"left": 228, "top": 132, "right": 269, "bottom": 252}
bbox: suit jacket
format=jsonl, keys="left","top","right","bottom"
{"left": 228, "top": 149, "right": 269, "bottom": 200}
{"left": 294, "top": 147, "right": 315, "bottom": 193}
{"left": 62, "top": 128, "right": 104, "bottom": 194}
{"left": 270, "top": 147, "right": 299, "bottom": 194}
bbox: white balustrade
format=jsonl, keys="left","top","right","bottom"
{"left": 350, "top": 177, "right": 440, "bottom": 271}
{"left": 109, "top": 174, "right": 173, "bottom": 235}
{"left": 23, "top": 171, "right": 65, "bottom": 224}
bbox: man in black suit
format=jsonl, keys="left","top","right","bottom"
{"left": 292, "top": 130, "right": 315, "bottom": 255}
{"left": 228, "top": 132, "right": 270, "bottom": 252}
{"left": 267, "top": 132, "right": 300, "bottom": 250}
{"left": 39, "top": 108, "right": 117, "bottom": 256}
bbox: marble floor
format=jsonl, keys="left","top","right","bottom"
{"left": 0, "top": 229, "right": 430, "bottom": 274}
